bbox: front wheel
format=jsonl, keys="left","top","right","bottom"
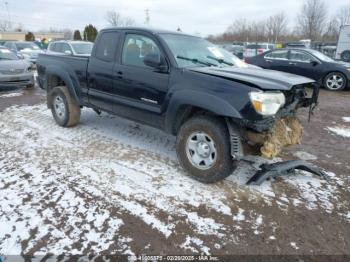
{"left": 323, "top": 72, "right": 347, "bottom": 91}
{"left": 176, "top": 115, "right": 236, "bottom": 183}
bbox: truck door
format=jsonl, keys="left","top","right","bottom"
{"left": 111, "top": 32, "right": 170, "bottom": 128}
{"left": 87, "top": 31, "right": 121, "bottom": 111}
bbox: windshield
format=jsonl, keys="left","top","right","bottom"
{"left": 0, "top": 48, "right": 19, "bottom": 60}
{"left": 16, "top": 42, "right": 40, "bottom": 51}
{"left": 160, "top": 34, "right": 248, "bottom": 68}
{"left": 71, "top": 42, "right": 93, "bottom": 55}
{"left": 308, "top": 49, "right": 334, "bottom": 62}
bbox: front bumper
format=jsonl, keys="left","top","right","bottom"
{"left": 239, "top": 83, "right": 320, "bottom": 133}
{"left": 0, "top": 73, "right": 35, "bottom": 88}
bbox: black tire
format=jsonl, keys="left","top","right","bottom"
{"left": 341, "top": 51, "right": 350, "bottom": 62}
{"left": 49, "top": 86, "right": 81, "bottom": 127}
{"left": 176, "top": 115, "right": 236, "bottom": 183}
{"left": 323, "top": 72, "right": 347, "bottom": 91}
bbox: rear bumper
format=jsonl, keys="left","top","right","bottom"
{"left": 0, "top": 73, "right": 35, "bottom": 87}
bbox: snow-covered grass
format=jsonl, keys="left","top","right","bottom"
{"left": 0, "top": 104, "right": 348, "bottom": 255}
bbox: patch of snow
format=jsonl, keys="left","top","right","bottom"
{"left": 180, "top": 236, "right": 210, "bottom": 255}
{"left": 293, "top": 151, "right": 318, "bottom": 160}
{"left": 327, "top": 126, "right": 350, "bottom": 138}
{"left": 233, "top": 208, "right": 245, "bottom": 221}
{"left": 342, "top": 117, "right": 350, "bottom": 123}
{"left": 269, "top": 236, "right": 276, "bottom": 240}
{"left": 290, "top": 242, "right": 299, "bottom": 250}
{"left": 0, "top": 92, "right": 22, "bottom": 98}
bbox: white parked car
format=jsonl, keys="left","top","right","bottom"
{"left": 243, "top": 43, "right": 275, "bottom": 58}
{"left": 47, "top": 41, "right": 93, "bottom": 56}
{"left": 336, "top": 25, "right": 350, "bottom": 62}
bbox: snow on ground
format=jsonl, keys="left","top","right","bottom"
{"left": 342, "top": 117, "right": 350, "bottom": 123}
{"left": 0, "top": 92, "right": 23, "bottom": 98}
{"left": 326, "top": 126, "right": 350, "bottom": 138}
{"left": 0, "top": 104, "right": 349, "bottom": 255}
{"left": 292, "top": 151, "right": 318, "bottom": 160}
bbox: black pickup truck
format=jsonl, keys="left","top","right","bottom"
{"left": 37, "top": 27, "right": 319, "bottom": 183}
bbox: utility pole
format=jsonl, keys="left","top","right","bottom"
{"left": 145, "top": 9, "right": 150, "bottom": 26}
{"left": 4, "top": 1, "right": 11, "bottom": 30}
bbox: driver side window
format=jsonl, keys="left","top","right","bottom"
{"left": 122, "top": 34, "right": 160, "bottom": 68}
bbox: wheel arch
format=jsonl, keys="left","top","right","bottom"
{"left": 165, "top": 90, "right": 242, "bottom": 135}
{"left": 45, "top": 66, "right": 81, "bottom": 108}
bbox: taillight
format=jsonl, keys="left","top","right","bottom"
{"left": 257, "top": 49, "right": 264, "bottom": 54}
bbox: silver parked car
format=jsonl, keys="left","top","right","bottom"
{"left": 47, "top": 41, "right": 93, "bottom": 56}
{"left": 0, "top": 46, "right": 35, "bottom": 88}
{"left": 3, "top": 41, "right": 44, "bottom": 64}
{"left": 243, "top": 43, "right": 275, "bottom": 58}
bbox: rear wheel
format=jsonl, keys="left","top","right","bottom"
{"left": 323, "top": 72, "right": 347, "bottom": 91}
{"left": 341, "top": 51, "right": 350, "bottom": 62}
{"left": 50, "top": 86, "right": 81, "bottom": 127}
{"left": 176, "top": 115, "right": 236, "bottom": 183}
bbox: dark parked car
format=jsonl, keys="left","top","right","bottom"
{"left": 37, "top": 27, "right": 319, "bottom": 183}
{"left": 246, "top": 48, "right": 350, "bottom": 91}
{"left": 0, "top": 46, "right": 35, "bottom": 88}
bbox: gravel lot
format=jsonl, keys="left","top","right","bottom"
{"left": 0, "top": 85, "right": 349, "bottom": 256}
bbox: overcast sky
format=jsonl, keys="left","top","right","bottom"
{"left": 1, "top": 0, "right": 349, "bottom": 36}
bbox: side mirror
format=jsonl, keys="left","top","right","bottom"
{"left": 144, "top": 53, "right": 167, "bottom": 71}
{"left": 310, "top": 60, "right": 319, "bottom": 66}
{"left": 64, "top": 50, "right": 72, "bottom": 55}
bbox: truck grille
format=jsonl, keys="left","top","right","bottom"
{"left": 0, "top": 69, "right": 24, "bottom": 75}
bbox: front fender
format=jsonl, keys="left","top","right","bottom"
{"left": 164, "top": 89, "right": 242, "bottom": 134}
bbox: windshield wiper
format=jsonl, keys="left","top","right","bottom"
{"left": 207, "top": 56, "right": 234, "bottom": 66}
{"left": 176, "top": 55, "right": 216, "bottom": 67}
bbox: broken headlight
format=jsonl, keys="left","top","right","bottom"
{"left": 249, "top": 91, "right": 285, "bottom": 116}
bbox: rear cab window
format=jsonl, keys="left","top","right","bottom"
{"left": 94, "top": 31, "right": 120, "bottom": 62}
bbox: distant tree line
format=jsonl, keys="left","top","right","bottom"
{"left": 208, "top": 0, "right": 350, "bottom": 43}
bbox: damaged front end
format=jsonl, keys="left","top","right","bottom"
{"left": 232, "top": 82, "right": 320, "bottom": 159}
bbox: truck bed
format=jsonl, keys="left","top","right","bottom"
{"left": 37, "top": 54, "right": 89, "bottom": 91}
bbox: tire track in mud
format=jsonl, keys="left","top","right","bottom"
{"left": 1, "top": 104, "right": 349, "bottom": 255}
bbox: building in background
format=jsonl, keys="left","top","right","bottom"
{"left": 0, "top": 32, "right": 65, "bottom": 41}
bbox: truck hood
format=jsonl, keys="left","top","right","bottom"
{"left": 189, "top": 66, "right": 315, "bottom": 90}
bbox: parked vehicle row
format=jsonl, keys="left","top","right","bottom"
{"left": 246, "top": 48, "right": 350, "bottom": 91}
{"left": 0, "top": 46, "right": 35, "bottom": 88}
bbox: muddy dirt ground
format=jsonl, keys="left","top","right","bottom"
{"left": 0, "top": 83, "right": 349, "bottom": 257}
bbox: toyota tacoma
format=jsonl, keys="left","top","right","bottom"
{"left": 37, "top": 27, "right": 319, "bottom": 183}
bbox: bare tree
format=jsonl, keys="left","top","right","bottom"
{"left": 0, "top": 20, "right": 10, "bottom": 31}
{"left": 336, "top": 5, "right": 350, "bottom": 27}
{"left": 323, "top": 17, "right": 340, "bottom": 41}
{"left": 297, "top": 0, "right": 328, "bottom": 40}
{"left": 105, "top": 11, "right": 135, "bottom": 27}
{"left": 266, "top": 12, "right": 288, "bottom": 43}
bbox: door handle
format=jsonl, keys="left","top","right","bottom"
{"left": 289, "top": 62, "right": 297, "bottom": 65}
{"left": 266, "top": 60, "right": 272, "bottom": 63}
{"left": 116, "top": 71, "right": 123, "bottom": 79}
